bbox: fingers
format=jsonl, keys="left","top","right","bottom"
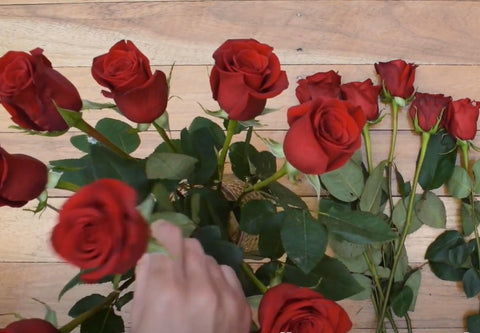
{"left": 220, "top": 264, "right": 244, "bottom": 296}
{"left": 150, "top": 221, "right": 185, "bottom": 274}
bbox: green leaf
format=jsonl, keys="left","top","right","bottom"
{"left": 281, "top": 210, "right": 327, "bottom": 273}
{"left": 267, "top": 181, "right": 308, "bottom": 210}
{"left": 415, "top": 191, "right": 446, "bottom": 228}
{"left": 429, "top": 261, "right": 467, "bottom": 281}
{"left": 255, "top": 133, "right": 285, "bottom": 158}
{"left": 258, "top": 213, "right": 285, "bottom": 259}
{"left": 188, "top": 117, "right": 225, "bottom": 150}
{"left": 69, "top": 294, "right": 106, "bottom": 317}
{"left": 348, "top": 274, "right": 373, "bottom": 300}
{"left": 312, "top": 256, "right": 364, "bottom": 301}
{"left": 392, "top": 195, "right": 423, "bottom": 234}
{"left": 56, "top": 105, "right": 83, "bottom": 127}
{"left": 305, "top": 174, "right": 321, "bottom": 200}
{"left": 239, "top": 200, "right": 276, "bottom": 235}
{"left": 404, "top": 270, "right": 422, "bottom": 311}
{"left": 95, "top": 118, "right": 140, "bottom": 154}
{"left": 115, "top": 291, "right": 133, "bottom": 311}
{"left": 32, "top": 298, "right": 57, "bottom": 327}
{"left": 473, "top": 159, "right": 480, "bottom": 194}
{"left": 229, "top": 142, "right": 258, "bottom": 181}
{"left": 146, "top": 152, "right": 197, "bottom": 180}
{"left": 395, "top": 165, "right": 411, "bottom": 197}
{"left": 70, "top": 135, "right": 90, "bottom": 153}
{"left": 80, "top": 309, "right": 124, "bottom": 333}
{"left": 328, "top": 235, "right": 366, "bottom": 259}
{"left": 320, "top": 159, "right": 364, "bottom": 202}
{"left": 448, "top": 242, "right": 473, "bottom": 267}
{"left": 425, "top": 230, "right": 464, "bottom": 262}
{"left": 359, "top": 160, "right": 387, "bottom": 214}
{"left": 151, "top": 212, "right": 196, "bottom": 237}
{"left": 463, "top": 268, "right": 480, "bottom": 298}
{"left": 467, "top": 314, "right": 480, "bottom": 333}
{"left": 391, "top": 286, "right": 413, "bottom": 317}
{"left": 322, "top": 208, "right": 397, "bottom": 244}
{"left": 461, "top": 201, "right": 480, "bottom": 236}
{"left": 418, "top": 131, "right": 457, "bottom": 191}
{"left": 446, "top": 166, "right": 472, "bottom": 199}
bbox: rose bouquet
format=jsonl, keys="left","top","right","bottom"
{"left": 0, "top": 38, "right": 480, "bottom": 333}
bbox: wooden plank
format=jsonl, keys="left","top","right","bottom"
{"left": 1, "top": 1, "right": 480, "bottom": 66}
{"left": 0, "top": 262, "right": 475, "bottom": 331}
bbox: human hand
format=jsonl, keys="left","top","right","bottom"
{"left": 131, "top": 221, "right": 252, "bottom": 333}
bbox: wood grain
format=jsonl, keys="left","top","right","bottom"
{"left": 1, "top": 1, "right": 480, "bottom": 66}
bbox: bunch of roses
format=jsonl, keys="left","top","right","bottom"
{"left": 0, "top": 39, "right": 355, "bottom": 332}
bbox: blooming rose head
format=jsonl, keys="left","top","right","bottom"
{"left": 51, "top": 179, "right": 150, "bottom": 283}
{"left": 0, "top": 48, "right": 82, "bottom": 131}
{"left": 0, "top": 319, "right": 60, "bottom": 333}
{"left": 209, "top": 39, "right": 288, "bottom": 121}
{"left": 0, "top": 147, "right": 47, "bottom": 207}
{"left": 409, "top": 92, "right": 452, "bottom": 133}
{"left": 443, "top": 98, "right": 480, "bottom": 141}
{"left": 258, "top": 283, "right": 352, "bottom": 333}
{"left": 375, "top": 59, "right": 417, "bottom": 99}
{"left": 284, "top": 98, "right": 366, "bottom": 175}
{"left": 341, "top": 79, "right": 381, "bottom": 121}
{"left": 92, "top": 40, "right": 168, "bottom": 123}
{"left": 296, "top": 70, "right": 341, "bottom": 103}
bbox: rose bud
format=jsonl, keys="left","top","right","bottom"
{"left": 0, "top": 147, "right": 47, "bottom": 207}
{"left": 51, "top": 179, "right": 150, "bottom": 283}
{"left": 341, "top": 79, "right": 381, "bottom": 121}
{"left": 210, "top": 39, "right": 288, "bottom": 121}
{"left": 0, "top": 48, "right": 82, "bottom": 131}
{"left": 409, "top": 92, "right": 452, "bottom": 133}
{"left": 92, "top": 40, "right": 168, "bottom": 124}
{"left": 284, "top": 98, "right": 366, "bottom": 175}
{"left": 296, "top": 70, "right": 342, "bottom": 103}
{"left": 375, "top": 59, "right": 417, "bottom": 99}
{"left": 258, "top": 283, "right": 352, "bottom": 333}
{"left": 0, "top": 319, "right": 60, "bottom": 333}
{"left": 443, "top": 98, "right": 480, "bottom": 141}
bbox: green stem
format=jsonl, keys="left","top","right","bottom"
{"left": 376, "top": 132, "right": 431, "bottom": 332}
{"left": 460, "top": 142, "right": 480, "bottom": 269}
{"left": 241, "top": 262, "right": 267, "bottom": 294}
{"left": 75, "top": 119, "right": 134, "bottom": 160}
{"left": 218, "top": 120, "right": 238, "bottom": 182}
{"left": 386, "top": 101, "right": 400, "bottom": 216}
{"left": 152, "top": 121, "right": 177, "bottom": 153}
{"left": 362, "top": 124, "right": 374, "bottom": 174}
{"left": 405, "top": 313, "right": 413, "bottom": 333}
{"left": 244, "top": 163, "right": 288, "bottom": 193}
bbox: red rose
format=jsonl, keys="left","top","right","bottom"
{"left": 375, "top": 59, "right": 417, "bottom": 99}
{"left": 296, "top": 71, "right": 341, "bottom": 103}
{"left": 0, "top": 319, "right": 60, "bottom": 333}
{"left": 443, "top": 98, "right": 480, "bottom": 141}
{"left": 92, "top": 40, "right": 168, "bottom": 124}
{"left": 341, "top": 79, "right": 381, "bottom": 121}
{"left": 209, "top": 39, "right": 288, "bottom": 121}
{"left": 258, "top": 283, "right": 352, "bottom": 333}
{"left": 284, "top": 98, "right": 366, "bottom": 175}
{"left": 0, "top": 147, "right": 47, "bottom": 207}
{"left": 409, "top": 92, "right": 451, "bottom": 133}
{"left": 0, "top": 48, "right": 82, "bottom": 131}
{"left": 51, "top": 179, "right": 149, "bottom": 283}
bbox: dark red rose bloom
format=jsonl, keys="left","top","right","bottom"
{"left": 443, "top": 98, "right": 480, "bottom": 141}
{"left": 296, "top": 71, "right": 341, "bottom": 103}
{"left": 341, "top": 79, "right": 381, "bottom": 121}
{"left": 375, "top": 59, "right": 417, "bottom": 99}
{"left": 258, "top": 283, "right": 352, "bottom": 333}
{"left": 409, "top": 92, "right": 452, "bottom": 133}
{"left": 51, "top": 179, "right": 150, "bottom": 283}
{"left": 284, "top": 98, "right": 366, "bottom": 175}
{"left": 209, "top": 39, "right": 288, "bottom": 121}
{"left": 92, "top": 40, "right": 168, "bottom": 123}
{"left": 0, "top": 319, "right": 60, "bottom": 333}
{"left": 0, "top": 48, "right": 82, "bottom": 131}
{"left": 0, "top": 147, "right": 47, "bottom": 207}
